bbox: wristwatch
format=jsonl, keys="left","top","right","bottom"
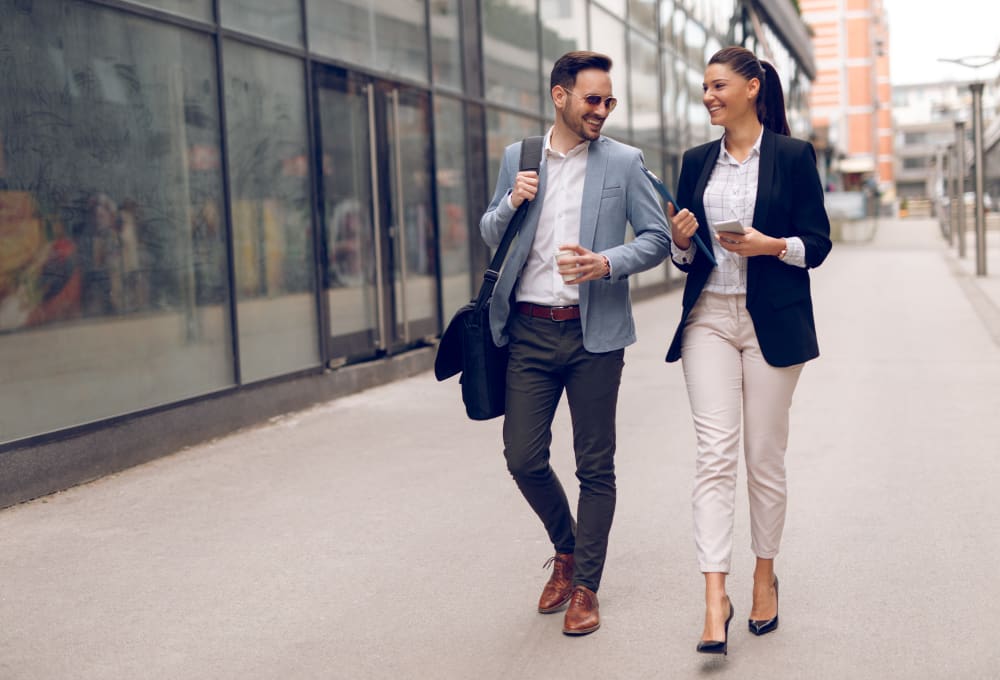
{"left": 776, "top": 241, "right": 788, "bottom": 261}
{"left": 601, "top": 255, "right": 611, "bottom": 279}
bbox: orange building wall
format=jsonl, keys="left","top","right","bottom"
{"left": 848, "top": 66, "right": 872, "bottom": 107}
{"left": 846, "top": 18, "right": 870, "bottom": 58}
{"left": 879, "top": 135, "right": 894, "bottom": 160}
{"left": 849, "top": 114, "right": 873, "bottom": 151}
{"left": 801, "top": 0, "right": 894, "bottom": 186}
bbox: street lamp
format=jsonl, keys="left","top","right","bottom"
{"left": 938, "top": 49, "right": 1000, "bottom": 276}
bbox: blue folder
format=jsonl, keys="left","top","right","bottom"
{"left": 642, "top": 167, "right": 717, "bottom": 267}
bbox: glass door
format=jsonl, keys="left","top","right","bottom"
{"left": 382, "top": 83, "right": 439, "bottom": 347}
{"left": 315, "top": 67, "right": 440, "bottom": 362}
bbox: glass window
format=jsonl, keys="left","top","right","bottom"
{"left": 220, "top": 0, "right": 303, "bottom": 46}
{"left": 705, "top": 35, "right": 722, "bottom": 62}
{"left": 126, "top": 0, "right": 211, "bottom": 21}
{"left": 223, "top": 41, "right": 320, "bottom": 383}
{"left": 434, "top": 96, "right": 473, "bottom": 319}
{"left": 483, "top": 0, "right": 541, "bottom": 113}
{"left": 590, "top": 8, "right": 629, "bottom": 141}
{"left": 671, "top": 6, "right": 685, "bottom": 44}
{"left": 541, "top": 0, "right": 588, "bottom": 63}
{"left": 659, "top": 0, "right": 673, "bottom": 38}
{"left": 541, "top": 0, "right": 588, "bottom": 119}
{"left": 594, "top": 0, "right": 626, "bottom": 18}
{"left": 683, "top": 16, "right": 705, "bottom": 65}
{"left": 430, "top": 0, "right": 463, "bottom": 90}
{"left": 0, "top": 0, "right": 230, "bottom": 444}
{"left": 485, "top": 110, "right": 543, "bottom": 200}
{"left": 308, "top": 0, "right": 429, "bottom": 84}
{"left": 675, "top": 68, "right": 689, "bottom": 145}
{"left": 688, "top": 65, "right": 710, "bottom": 144}
{"left": 629, "top": 0, "right": 658, "bottom": 38}
{"left": 629, "top": 32, "right": 660, "bottom": 153}
{"left": 662, "top": 45, "right": 681, "bottom": 145}
{"left": 664, "top": 152, "right": 679, "bottom": 193}
{"left": 706, "top": 0, "right": 732, "bottom": 35}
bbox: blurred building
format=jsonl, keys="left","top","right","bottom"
{"left": 800, "top": 0, "right": 893, "bottom": 197}
{"left": 893, "top": 80, "right": 1000, "bottom": 215}
{"left": 988, "top": 104, "right": 1000, "bottom": 204}
{"left": 0, "top": 0, "right": 817, "bottom": 506}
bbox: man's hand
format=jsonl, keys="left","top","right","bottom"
{"left": 511, "top": 170, "right": 539, "bottom": 208}
{"left": 556, "top": 244, "right": 610, "bottom": 284}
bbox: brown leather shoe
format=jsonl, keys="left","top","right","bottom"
{"left": 537, "top": 553, "right": 575, "bottom": 613}
{"left": 562, "top": 585, "right": 600, "bottom": 635}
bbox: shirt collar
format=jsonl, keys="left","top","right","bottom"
{"left": 544, "top": 127, "right": 590, "bottom": 159}
{"left": 718, "top": 127, "right": 764, "bottom": 165}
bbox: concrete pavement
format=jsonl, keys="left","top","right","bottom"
{"left": 2, "top": 218, "right": 1000, "bottom": 679}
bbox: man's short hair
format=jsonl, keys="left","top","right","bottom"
{"left": 550, "top": 51, "right": 613, "bottom": 92}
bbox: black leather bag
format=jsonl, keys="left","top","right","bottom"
{"left": 434, "top": 296, "right": 507, "bottom": 420}
{"left": 434, "top": 136, "right": 544, "bottom": 420}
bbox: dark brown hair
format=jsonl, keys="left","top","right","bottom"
{"left": 708, "top": 46, "right": 790, "bottom": 136}
{"left": 550, "top": 51, "right": 613, "bottom": 92}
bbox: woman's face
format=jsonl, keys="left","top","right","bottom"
{"left": 702, "top": 63, "right": 759, "bottom": 128}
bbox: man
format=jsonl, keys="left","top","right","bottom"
{"left": 480, "top": 50, "right": 681, "bottom": 635}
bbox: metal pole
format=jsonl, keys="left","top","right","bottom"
{"left": 971, "top": 81, "right": 987, "bottom": 276}
{"left": 955, "top": 120, "right": 967, "bottom": 258}
{"left": 943, "top": 147, "right": 954, "bottom": 245}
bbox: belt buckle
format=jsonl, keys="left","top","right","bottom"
{"left": 549, "top": 305, "right": 573, "bottom": 321}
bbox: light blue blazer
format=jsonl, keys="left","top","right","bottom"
{"left": 480, "top": 136, "right": 671, "bottom": 354}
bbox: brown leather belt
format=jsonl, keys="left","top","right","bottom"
{"left": 516, "top": 302, "right": 581, "bottom": 322}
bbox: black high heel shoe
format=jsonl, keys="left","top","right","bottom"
{"left": 748, "top": 576, "right": 779, "bottom": 636}
{"left": 697, "top": 597, "right": 734, "bottom": 656}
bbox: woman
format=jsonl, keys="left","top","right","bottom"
{"left": 665, "top": 46, "right": 832, "bottom": 655}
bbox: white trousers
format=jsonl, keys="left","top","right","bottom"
{"left": 681, "top": 292, "right": 803, "bottom": 573}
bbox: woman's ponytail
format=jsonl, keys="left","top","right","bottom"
{"left": 757, "top": 61, "right": 790, "bottom": 136}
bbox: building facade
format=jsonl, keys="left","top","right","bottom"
{"left": 800, "top": 0, "right": 892, "bottom": 194}
{"left": 892, "top": 79, "right": 1000, "bottom": 216}
{"left": 0, "top": 0, "right": 816, "bottom": 506}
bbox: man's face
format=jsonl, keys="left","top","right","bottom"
{"left": 554, "top": 68, "right": 614, "bottom": 143}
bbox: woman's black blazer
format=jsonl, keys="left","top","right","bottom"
{"left": 666, "top": 129, "right": 833, "bottom": 367}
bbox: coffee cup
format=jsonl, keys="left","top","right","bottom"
{"left": 555, "top": 247, "right": 576, "bottom": 282}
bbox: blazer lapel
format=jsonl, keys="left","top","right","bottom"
{"left": 578, "top": 137, "right": 608, "bottom": 250}
{"left": 576, "top": 138, "right": 608, "bottom": 312}
{"left": 692, "top": 139, "right": 722, "bottom": 255}
{"left": 747, "top": 129, "right": 776, "bottom": 303}
{"left": 752, "top": 129, "right": 776, "bottom": 231}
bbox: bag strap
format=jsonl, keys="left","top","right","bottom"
{"left": 474, "top": 135, "right": 544, "bottom": 311}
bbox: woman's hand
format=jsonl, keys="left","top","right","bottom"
{"left": 667, "top": 204, "right": 698, "bottom": 250}
{"left": 715, "top": 227, "right": 785, "bottom": 258}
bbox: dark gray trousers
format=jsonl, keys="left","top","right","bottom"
{"left": 502, "top": 312, "right": 625, "bottom": 592}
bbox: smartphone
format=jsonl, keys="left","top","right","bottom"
{"left": 713, "top": 219, "right": 747, "bottom": 234}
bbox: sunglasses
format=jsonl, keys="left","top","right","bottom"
{"left": 563, "top": 88, "right": 618, "bottom": 112}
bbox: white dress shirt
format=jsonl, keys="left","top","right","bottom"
{"left": 513, "top": 128, "right": 589, "bottom": 306}
{"left": 671, "top": 130, "right": 806, "bottom": 293}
